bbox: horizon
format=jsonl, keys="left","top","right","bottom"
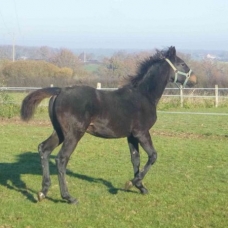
{"left": 1, "top": 44, "right": 228, "bottom": 53}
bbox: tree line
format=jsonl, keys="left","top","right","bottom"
{"left": 0, "top": 45, "right": 228, "bottom": 88}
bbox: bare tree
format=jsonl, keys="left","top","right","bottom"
{"left": 50, "top": 48, "right": 81, "bottom": 69}
{"left": 37, "top": 46, "right": 56, "bottom": 61}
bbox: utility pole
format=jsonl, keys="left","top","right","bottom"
{"left": 12, "top": 33, "right": 15, "bottom": 62}
{"left": 83, "top": 51, "right": 86, "bottom": 63}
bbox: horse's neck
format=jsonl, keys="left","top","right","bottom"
{"left": 139, "top": 64, "right": 170, "bottom": 103}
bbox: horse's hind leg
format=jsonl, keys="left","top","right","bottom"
{"left": 38, "top": 131, "right": 62, "bottom": 201}
{"left": 55, "top": 132, "right": 84, "bottom": 204}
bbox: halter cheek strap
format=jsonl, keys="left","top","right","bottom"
{"left": 165, "top": 58, "right": 192, "bottom": 87}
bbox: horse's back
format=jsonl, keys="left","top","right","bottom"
{"left": 54, "top": 85, "right": 99, "bottom": 114}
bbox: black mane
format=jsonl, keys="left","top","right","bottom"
{"left": 123, "top": 46, "right": 175, "bottom": 87}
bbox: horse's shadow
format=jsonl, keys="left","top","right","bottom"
{"left": 0, "top": 152, "right": 136, "bottom": 203}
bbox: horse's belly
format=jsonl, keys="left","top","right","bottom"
{"left": 86, "top": 121, "right": 130, "bottom": 139}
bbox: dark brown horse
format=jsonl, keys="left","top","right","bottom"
{"left": 21, "top": 46, "right": 197, "bottom": 204}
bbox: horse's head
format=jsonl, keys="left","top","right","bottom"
{"left": 165, "top": 46, "right": 197, "bottom": 87}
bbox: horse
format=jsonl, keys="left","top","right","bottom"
{"left": 20, "top": 46, "right": 197, "bottom": 204}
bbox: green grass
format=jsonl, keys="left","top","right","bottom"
{"left": 0, "top": 111, "right": 227, "bottom": 227}
{"left": 1, "top": 91, "right": 228, "bottom": 119}
{"left": 83, "top": 64, "right": 100, "bottom": 72}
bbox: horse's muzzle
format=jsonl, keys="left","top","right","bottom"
{"left": 188, "top": 73, "right": 197, "bottom": 86}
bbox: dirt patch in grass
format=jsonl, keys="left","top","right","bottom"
{"left": 0, "top": 117, "right": 51, "bottom": 127}
{"left": 152, "top": 130, "right": 227, "bottom": 140}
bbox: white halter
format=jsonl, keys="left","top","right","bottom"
{"left": 165, "top": 58, "right": 192, "bottom": 87}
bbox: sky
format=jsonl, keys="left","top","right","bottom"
{"left": 0, "top": 0, "right": 228, "bottom": 51}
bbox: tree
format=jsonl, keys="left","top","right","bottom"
{"left": 50, "top": 48, "right": 81, "bottom": 69}
{"left": 37, "top": 46, "right": 56, "bottom": 61}
{"left": 203, "top": 60, "right": 228, "bottom": 87}
{"left": 1, "top": 60, "right": 75, "bottom": 87}
{"left": 96, "top": 50, "right": 153, "bottom": 87}
{"left": 49, "top": 48, "right": 92, "bottom": 80}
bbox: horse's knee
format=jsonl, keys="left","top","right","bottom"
{"left": 38, "top": 143, "right": 45, "bottom": 159}
{"left": 38, "top": 143, "right": 43, "bottom": 153}
{"left": 150, "top": 151, "right": 157, "bottom": 164}
{"left": 131, "top": 150, "right": 140, "bottom": 164}
{"left": 38, "top": 143, "right": 49, "bottom": 160}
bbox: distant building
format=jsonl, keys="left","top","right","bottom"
{"left": 206, "top": 54, "right": 217, "bottom": 60}
{"left": 18, "top": 56, "right": 28, "bottom": 60}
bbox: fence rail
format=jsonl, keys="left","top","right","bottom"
{"left": 0, "top": 84, "right": 228, "bottom": 107}
{"left": 97, "top": 83, "right": 228, "bottom": 107}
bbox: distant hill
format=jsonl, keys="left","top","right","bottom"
{"left": 181, "top": 49, "right": 228, "bottom": 61}
{"left": 0, "top": 45, "right": 228, "bottom": 62}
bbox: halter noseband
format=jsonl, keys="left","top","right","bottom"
{"left": 165, "top": 58, "right": 192, "bottom": 87}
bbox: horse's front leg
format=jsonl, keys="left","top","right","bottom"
{"left": 125, "top": 135, "right": 140, "bottom": 190}
{"left": 126, "top": 132, "right": 157, "bottom": 194}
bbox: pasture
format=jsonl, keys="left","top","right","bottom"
{"left": 0, "top": 109, "right": 227, "bottom": 227}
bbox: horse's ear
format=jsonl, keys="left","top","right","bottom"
{"left": 167, "top": 46, "right": 176, "bottom": 58}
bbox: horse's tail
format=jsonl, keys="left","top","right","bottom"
{"left": 21, "top": 87, "right": 61, "bottom": 121}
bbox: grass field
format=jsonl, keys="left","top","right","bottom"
{"left": 83, "top": 63, "right": 100, "bottom": 73}
{"left": 0, "top": 110, "right": 227, "bottom": 227}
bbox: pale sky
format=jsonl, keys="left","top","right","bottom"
{"left": 0, "top": 0, "right": 227, "bottom": 50}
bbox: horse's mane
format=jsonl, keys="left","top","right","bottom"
{"left": 121, "top": 46, "right": 175, "bottom": 87}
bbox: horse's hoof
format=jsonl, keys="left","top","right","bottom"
{"left": 68, "top": 198, "right": 79, "bottom": 205}
{"left": 140, "top": 187, "right": 149, "bottom": 195}
{"left": 125, "top": 181, "right": 133, "bottom": 190}
{"left": 37, "top": 192, "right": 45, "bottom": 202}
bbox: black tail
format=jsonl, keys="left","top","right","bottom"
{"left": 21, "top": 87, "right": 61, "bottom": 121}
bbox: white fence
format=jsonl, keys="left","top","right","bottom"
{"left": 97, "top": 83, "right": 228, "bottom": 108}
{"left": 161, "top": 85, "right": 228, "bottom": 108}
{"left": 0, "top": 84, "right": 228, "bottom": 108}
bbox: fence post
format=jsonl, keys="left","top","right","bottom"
{"left": 180, "top": 85, "right": 183, "bottom": 107}
{"left": 97, "top": 82, "right": 101, "bottom": 89}
{"left": 215, "top": 84, "right": 218, "bottom": 107}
